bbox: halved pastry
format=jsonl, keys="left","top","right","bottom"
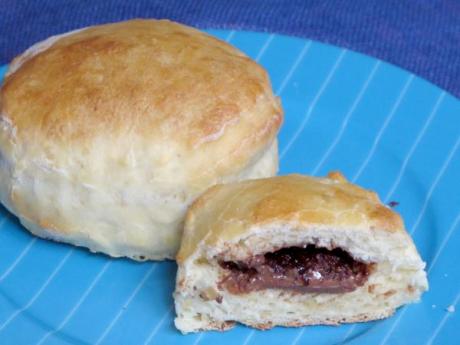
{"left": 174, "top": 172, "right": 428, "bottom": 333}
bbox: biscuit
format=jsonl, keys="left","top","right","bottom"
{"left": 0, "top": 19, "right": 282, "bottom": 260}
{"left": 174, "top": 173, "right": 428, "bottom": 332}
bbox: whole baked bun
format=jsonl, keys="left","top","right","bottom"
{"left": 0, "top": 19, "right": 282, "bottom": 260}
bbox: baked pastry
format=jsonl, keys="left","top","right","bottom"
{"left": 0, "top": 19, "right": 282, "bottom": 260}
{"left": 174, "top": 173, "right": 428, "bottom": 333}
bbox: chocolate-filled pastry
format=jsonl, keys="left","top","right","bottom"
{"left": 174, "top": 173, "right": 428, "bottom": 333}
{"left": 0, "top": 19, "right": 282, "bottom": 260}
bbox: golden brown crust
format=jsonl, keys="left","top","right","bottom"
{"left": 0, "top": 19, "right": 282, "bottom": 185}
{"left": 177, "top": 173, "right": 404, "bottom": 262}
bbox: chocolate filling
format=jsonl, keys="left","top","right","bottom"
{"left": 219, "top": 245, "right": 372, "bottom": 294}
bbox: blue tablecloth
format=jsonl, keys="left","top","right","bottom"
{"left": 1, "top": 0, "right": 459, "bottom": 98}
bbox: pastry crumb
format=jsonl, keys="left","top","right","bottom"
{"left": 446, "top": 305, "right": 455, "bottom": 313}
{"left": 387, "top": 201, "right": 399, "bottom": 208}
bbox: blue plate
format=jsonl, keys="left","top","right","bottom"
{"left": 0, "top": 30, "right": 459, "bottom": 345}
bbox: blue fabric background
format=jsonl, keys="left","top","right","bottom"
{"left": 0, "top": 0, "right": 459, "bottom": 98}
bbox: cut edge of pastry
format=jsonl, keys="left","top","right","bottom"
{"left": 175, "top": 223, "right": 427, "bottom": 333}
